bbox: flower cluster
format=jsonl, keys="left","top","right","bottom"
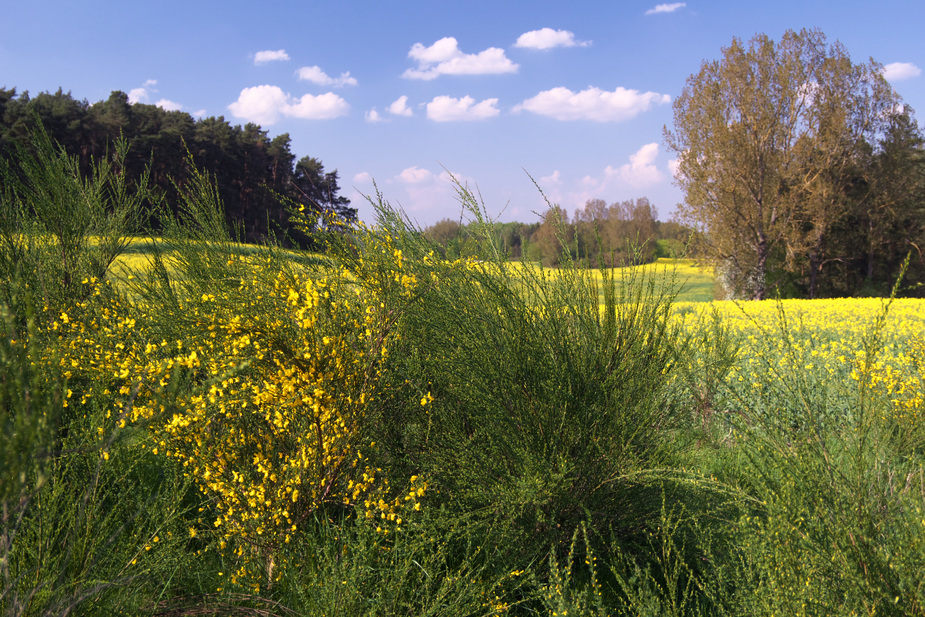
{"left": 47, "top": 253, "right": 428, "bottom": 589}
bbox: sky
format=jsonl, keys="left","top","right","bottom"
{"left": 2, "top": 0, "right": 924, "bottom": 226}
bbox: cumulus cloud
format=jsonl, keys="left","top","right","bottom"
{"left": 128, "top": 79, "right": 158, "bottom": 104}
{"left": 426, "top": 95, "right": 500, "bottom": 121}
{"left": 297, "top": 65, "right": 357, "bottom": 87}
{"left": 403, "top": 37, "right": 518, "bottom": 80}
{"left": 514, "top": 28, "right": 590, "bottom": 50}
{"left": 604, "top": 143, "right": 662, "bottom": 188}
{"left": 883, "top": 62, "right": 922, "bottom": 82}
{"left": 398, "top": 166, "right": 435, "bottom": 184}
{"left": 155, "top": 99, "right": 183, "bottom": 112}
{"left": 128, "top": 88, "right": 148, "bottom": 104}
{"left": 254, "top": 49, "right": 290, "bottom": 65}
{"left": 541, "top": 170, "right": 562, "bottom": 184}
{"left": 645, "top": 3, "right": 686, "bottom": 14}
{"left": 514, "top": 86, "right": 670, "bottom": 122}
{"left": 388, "top": 95, "right": 413, "bottom": 116}
{"left": 365, "top": 108, "right": 384, "bottom": 123}
{"left": 353, "top": 171, "right": 372, "bottom": 184}
{"left": 228, "top": 85, "right": 349, "bottom": 125}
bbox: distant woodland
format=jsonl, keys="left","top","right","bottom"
{"left": 1, "top": 87, "right": 693, "bottom": 265}
{"left": 0, "top": 88, "right": 354, "bottom": 246}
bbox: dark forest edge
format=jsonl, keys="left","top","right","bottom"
{"left": 0, "top": 87, "right": 355, "bottom": 247}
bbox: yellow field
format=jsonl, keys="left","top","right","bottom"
{"left": 673, "top": 297, "right": 925, "bottom": 425}
{"left": 514, "top": 257, "right": 716, "bottom": 303}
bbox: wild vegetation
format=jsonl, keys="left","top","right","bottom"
{"left": 2, "top": 116, "right": 925, "bottom": 616}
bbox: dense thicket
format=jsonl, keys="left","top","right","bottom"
{"left": 0, "top": 87, "right": 354, "bottom": 245}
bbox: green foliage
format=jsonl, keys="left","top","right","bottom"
{"left": 329, "top": 186, "right": 685, "bottom": 576}
{"left": 0, "top": 119, "right": 148, "bottom": 325}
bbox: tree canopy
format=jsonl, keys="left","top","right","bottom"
{"left": 0, "top": 88, "right": 355, "bottom": 246}
{"left": 666, "top": 28, "right": 923, "bottom": 298}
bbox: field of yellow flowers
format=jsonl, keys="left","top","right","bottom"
{"left": 673, "top": 297, "right": 925, "bottom": 430}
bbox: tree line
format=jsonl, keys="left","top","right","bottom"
{"left": 0, "top": 88, "right": 355, "bottom": 245}
{"left": 666, "top": 28, "right": 925, "bottom": 299}
{"left": 423, "top": 197, "right": 693, "bottom": 267}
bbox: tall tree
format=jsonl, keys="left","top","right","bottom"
{"left": 291, "top": 156, "right": 356, "bottom": 226}
{"left": 665, "top": 28, "right": 894, "bottom": 299}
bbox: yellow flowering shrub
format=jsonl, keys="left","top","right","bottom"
{"left": 50, "top": 251, "right": 427, "bottom": 588}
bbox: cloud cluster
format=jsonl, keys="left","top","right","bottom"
{"left": 883, "top": 62, "right": 922, "bottom": 82}
{"left": 514, "top": 28, "right": 590, "bottom": 50}
{"left": 155, "top": 99, "right": 183, "bottom": 112}
{"left": 514, "top": 86, "right": 670, "bottom": 122}
{"left": 127, "top": 80, "right": 186, "bottom": 112}
{"left": 128, "top": 79, "right": 158, "bottom": 104}
{"left": 537, "top": 144, "right": 674, "bottom": 214}
{"left": 426, "top": 95, "right": 500, "bottom": 121}
{"left": 254, "top": 49, "right": 291, "bottom": 65}
{"left": 228, "top": 85, "right": 349, "bottom": 125}
{"left": 391, "top": 166, "right": 472, "bottom": 214}
{"left": 403, "top": 37, "right": 518, "bottom": 80}
{"left": 604, "top": 143, "right": 662, "bottom": 187}
{"left": 297, "top": 65, "right": 357, "bottom": 87}
{"left": 645, "top": 3, "right": 686, "bottom": 14}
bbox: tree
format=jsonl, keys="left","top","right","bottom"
{"left": 665, "top": 28, "right": 895, "bottom": 299}
{"left": 862, "top": 106, "right": 925, "bottom": 293}
{"left": 291, "top": 156, "right": 356, "bottom": 228}
{"left": 532, "top": 205, "right": 571, "bottom": 267}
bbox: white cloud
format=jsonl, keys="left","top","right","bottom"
{"left": 365, "top": 108, "right": 384, "bottom": 123}
{"left": 254, "top": 49, "right": 290, "bottom": 65}
{"left": 353, "top": 171, "right": 372, "bottom": 184}
{"left": 398, "top": 166, "right": 435, "bottom": 184}
{"left": 645, "top": 3, "right": 686, "bottom": 14}
{"left": 426, "top": 95, "right": 500, "bottom": 121}
{"left": 155, "top": 99, "right": 183, "bottom": 112}
{"left": 514, "top": 28, "right": 590, "bottom": 50}
{"left": 388, "top": 166, "right": 472, "bottom": 214}
{"left": 388, "top": 95, "right": 413, "bottom": 116}
{"left": 604, "top": 143, "right": 662, "bottom": 188}
{"left": 128, "top": 88, "right": 148, "bottom": 104}
{"left": 541, "top": 170, "right": 562, "bottom": 184}
{"left": 127, "top": 79, "right": 158, "bottom": 104}
{"left": 403, "top": 37, "right": 518, "bottom": 80}
{"left": 883, "top": 62, "right": 922, "bottom": 82}
{"left": 514, "top": 86, "right": 670, "bottom": 122}
{"left": 297, "top": 65, "right": 357, "bottom": 87}
{"left": 228, "top": 85, "right": 349, "bottom": 125}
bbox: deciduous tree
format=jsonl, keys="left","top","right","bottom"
{"left": 665, "top": 28, "right": 894, "bottom": 299}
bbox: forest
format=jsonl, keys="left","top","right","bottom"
{"left": 0, "top": 87, "right": 355, "bottom": 246}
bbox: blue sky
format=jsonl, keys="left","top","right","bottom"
{"left": 2, "top": 0, "right": 924, "bottom": 226}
